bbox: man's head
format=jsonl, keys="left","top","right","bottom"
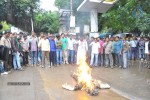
{"left": 40, "top": 32, "right": 44, "bottom": 38}
{"left": 31, "top": 31, "right": 35, "bottom": 37}
{"left": 61, "top": 33, "right": 65, "bottom": 38}
{"left": 48, "top": 33, "right": 52, "bottom": 38}
{"left": 23, "top": 35, "right": 27, "bottom": 40}
{"left": 51, "top": 35, "right": 55, "bottom": 40}
{"left": 115, "top": 36, "right": 119, "bottom": 41}
{"left": 4, "top": 31, "right": 11, "bottom": 38}
{"left": 94, "top": 38, "right": 98, "bottom": 42}
{"left": 43, "top": 34, "right": 47, "bottom": 40}
{"left": 56, "top": 35, "right": 60, "bottom": 40}
{"left": 105, "top": 37, "right": 109, "bottom": 42}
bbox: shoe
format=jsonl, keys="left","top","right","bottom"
{"left": 41, "top": 66, "right": 44, "bottom": 68}
{"left": 31, "top": 64, "right": 34, "bottom": 67}
{"left": 1, "top": 72, "right": 8, "bottom": 75}
{"left": 111, "top": 66, "right": 113, "bottom": 69}
{"left": 141, "top": 58, "right": 144, "bottom": 61}
{"left": 48, "top": 66, "right": 51, "bottom": 68}
{"left": 105, "top": 66, "right": 108, "bottom": 68}
{"left": 18, "top": 68, "right": 24, "bottom": 71}
{"left": 119, "top": 66, "right": 122, "bottom": 68}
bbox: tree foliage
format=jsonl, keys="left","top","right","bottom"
{"left": 0, "top": 21, "right": 11, "bottom": 32}
{"left": 34, "top": 10, "right": 59, "bottom": 33}
{"left": 0, "top": 0, "right": 40, "bottom": 32}
{"left": 100, "top": 0, "right": 150, "bottom": 34}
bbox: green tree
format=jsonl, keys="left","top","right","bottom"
{"left": 99, "top": 0, "right": 150, "bottom": 34}
{"left": 34, "top": 10, "right": 59, "bottom": 33}
{"left": 0, "top": 21, "right": 11, "bottom": 32}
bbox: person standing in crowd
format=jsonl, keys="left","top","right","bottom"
{"left": 38, "top": 34, "right": 50, "bottom": 68}
{"left": 0, "top": 31, "right": 12, "bottom": 71}
{"left": 68, "top": 35, "right": 76, "bottom": 64}
{"left": 138, "top": 37, "right": 145, "bottom": 61}
{"left": 61, "top": 33, "right": 68, "bottom": 64}
{"left": 29, "top": 31, "right": 38, "bottom": 67}
{"left": 98, "top": 37, "right": 104, "bottom": 67}
{"left": 90, "top": 38, "right": 100, "bottom": 67}
{"left": 111, "top": 37, "right": 116, "bottom": 66}
{"left": 0, "top": 61, "right": 9, "bottom": 75}
{"left": 144, "top": 37, "right": 150, "bottom": 69}
{"left": 114, "top": 36, "right": 123, "bottom": 68}
{"left": 87, "top": 36, "right": 94, "bottom": 64}
{"left": 127, "top": 38, "right": 131, "bottom": 59}
{"left": 38, "top": 32, "right": 44, "bottom": 65}
{"left": 103, "top": 37, "right": 113, "bottom": 68}
{"left": 76, "top": 36, "right": 88, "bottom": 65}
{"left": 21, "top": 35, "right": 29, "bottom": 66}
{"left": 49, "top": 35, "right": 56, "bottom": 67}
{"left": 11, "top": 34, "right": 24, "bottom": 70}
{"left": 122, "top": 37, "right": 130, "bottom": 69}
{"left": 73, "top": 35, "right": 78, "bottom": 64}
{"left": 55, "top": 35, "right": 62, "bottom": 66}
{"left": 130, "top": 37, "right": 138, "bottom": 60}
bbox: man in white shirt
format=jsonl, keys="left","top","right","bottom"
{"left": 90, "top": 38, "right": 100, "bottom": 67}
{"left": 68, "top": 35, "right": 76, "bottom": 64}
{"left": 76, "top": 36, "right": 88, "bottom": 65}
{"left": 38, "top": 34, "right": 50, "bottom": 68}
{"left": 129, "top": 37, "right": 138, "bottom": 60}
{"left": 144, "top": 38, "right": 150, "bottom": 69}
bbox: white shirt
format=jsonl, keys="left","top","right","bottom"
{"left": 90, "top": 42, "right": 100, "bottom": 54}
{"left": 77, "top": 40, "right": 88, "bottom": 52}
{"left": 130, "top": 40, "right": 137, "bottom": 47}
{"left": 38, "top": 39, "right": 50, "bottom": 51}
{"left": 68, "top": 38, "right": 76, "bottom": 50}
{"left": 145, "top": 41, "right": 149, "bottom": 54}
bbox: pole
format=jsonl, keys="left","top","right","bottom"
{"left": 31, "top": 18, "right": 34, "bottom": 32}
{"left": 70, "top": 0, "right": 73, "bottom": 16}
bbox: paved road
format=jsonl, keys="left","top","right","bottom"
{"left": 0, "top": 64, "right": 128, "bottom": 100}
{"left": 0, "top": 60, "right": 149, "bottom": 100}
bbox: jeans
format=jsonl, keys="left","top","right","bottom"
{"left": 56, "top": 49, "right": 62, "bottom": 65}
{"left": 115, "top": 53, "right": 122, "bottom": 67}
{"left": 123, "top": 52, "right": 127, "bottom": 68}
{"left": 130, "top": 47, "right": 137, "bottom": 60}
{"left": 98, "top": 53, "right": 104, "bottom": 66}
{"left": 38, "top": 49, "right": 42, "bottom": 62}
{"left": 23, "top": 51, "right": 28, "bottom": 65}
{"left": 50, "top": 51, "right": 56, "bottom": 66}
{"left": 90, "top": 53, "right": 98, "bottom": 66}
{"left": 30, "top": 51, "right": 38, "bottom": 65}
{"left": 62, "top": 49, "right": 68, "bottom": 63}
{"left": 68, "top": 50, "right": 75, "bottom": 64}
{"left": 127, "top": 48, "right": 131, "bottom": 59}
{"left": 105, "top": 54, "right": 113, "bottom": 67}
{"left": 139, "top": 48, "right": 145, "bottom": 59}
{"left": 13, "top": 52, "right": 21, "bottom": 69}
{"left": 0, "top": 63, "right": 4, "bottom": 73}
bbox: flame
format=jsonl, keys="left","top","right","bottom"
{"left": 76, "top": 53, "right": 94, "bottom": 90}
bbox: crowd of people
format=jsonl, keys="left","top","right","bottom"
{"left": 0, "top": 31, "right": 150, "bottom": 75}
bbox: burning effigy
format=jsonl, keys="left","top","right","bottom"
{"left": 62, "top": 53, "right": 110, "bottom": 96}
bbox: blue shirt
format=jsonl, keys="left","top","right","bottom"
{"left": 114, "top": 40, "right": 123, "bottom": 54}
{"left": 48, "top": 39, "right": 56, "bottom": 51}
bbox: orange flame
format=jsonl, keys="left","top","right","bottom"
{"left": 76, "top": 53, "right": 94, "bottom": 90}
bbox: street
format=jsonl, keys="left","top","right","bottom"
{"left": 0, "top": 60, "right": 149, "bottom": 100}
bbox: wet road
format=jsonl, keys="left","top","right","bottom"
{"left": 0, "top": 60, "right": 149, "bottom": 100}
